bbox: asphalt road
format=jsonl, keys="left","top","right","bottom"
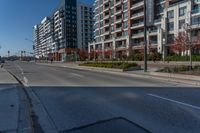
{"left": 4, "top": 61, "right": 200, "bottom": 133}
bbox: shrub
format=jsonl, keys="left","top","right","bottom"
{"left": 178, "top": 65, "right": 190, "bottom": 72}
{"left": 166, "top": 55, "right": 200, "bottom": 61}
{"left": 148, "top": 52, "right": 162, "bottom": 61}
{"left": 79, "top": 62, "right": 138, "bottom": 70}
{"left": 157, "top": 65, "right": 192, "bottom": 73}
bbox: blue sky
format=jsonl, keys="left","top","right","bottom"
{"left": 0, "top": 0, "right": 93, "bottom": 56}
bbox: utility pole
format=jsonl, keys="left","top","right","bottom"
{"left": 144, "top": 0, "right": 148, "bottom": 72}
{"left": 189, "top": 0, "right": 193, "bottom": 70}
{"left": 189, "top": 11, "right": 192, "bottom": 70}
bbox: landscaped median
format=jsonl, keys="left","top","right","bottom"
{"left": 79, "top": 62, "right": 141, "bottom": 72}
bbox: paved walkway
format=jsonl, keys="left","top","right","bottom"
{"left": 0, "top": 68, "right": 20, "bottom": 133}
{"left": 0, "top": 67, "right": 33, "bottom": 133}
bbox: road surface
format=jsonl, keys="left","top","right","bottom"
{"left": 4, "top": 61, "right": 200, "bottom": 133}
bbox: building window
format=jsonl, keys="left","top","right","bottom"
{"left": 123, "top": 12, "right": 128, "bottom": 19}
{"left": 192, "top": 16, "right": 200, "bottom": 25}
{"left": 191, "top": 30, "right": 200, "bottom": 37}
{"left": 167, "top": 22, "right": 174, "bottom": 31}
{"left": 167, "top": 10, "right": 174, "bottom": 19}
{"left": 167, "top": 34, "right": 174, "bottom": 43}
{"left": 179, "top": 19, "right": 185, "bottom": 29}
{"left": 123, "top": 21, "right": 128, "bottom": 29}
{"left": 193, "top": 4, "right": 200, "bottom": 14}
{"left": 179, "top": 6, "right": 187, "bottom": 17}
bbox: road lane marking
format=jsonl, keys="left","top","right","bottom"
{"left": 70, "top": 73, "right": 84, "bottom": 78}
{"left": 148, "top": 93, "right": 200, "bottom": 110}
{"left": 16, "top": 64, "right": 29, "bottom": 86}
{"left": 24, "top": 77, "right": 29, "bottom": 85}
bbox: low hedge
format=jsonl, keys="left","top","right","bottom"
{"left": 128, "top": 52, "right": 162, "bottom": 61}
{"left": 166, "top": 55, "right": 200, "bottom": 61}
{"left": 79, "top": 62, "right": 138, "bottom": 70}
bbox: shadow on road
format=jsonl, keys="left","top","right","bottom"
{"left": 27, "top": 86, "right": 200, "bottom": 133}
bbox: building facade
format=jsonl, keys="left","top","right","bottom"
{"left": 34, "top": 17, "right": 54, "bottom": 59}
{"left": 89, "top": 0, "right": 200, "bottom": 60}
{"left": 33, "top": 0, "right": 94, "bottom": 61}
{"left": 77, "top": 2, "right": 94, "bottom": 50}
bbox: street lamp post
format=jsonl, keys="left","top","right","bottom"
{"left": 185, "top": 9, "right": 192, "bottom": 70}
{"left": 187, "top": 24, "right": 193, "bottom": 70}
{"left": 144, "top": 0, "right": 148, "bottom": 72}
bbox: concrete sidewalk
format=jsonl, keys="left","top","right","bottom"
{"left": 0, "top": 68, "right": 32, "bottom": 133}
{"left": 0, "top": 68, "right": 18, "bottom": 84}
{"left": 37, "top": 62, "right": 200, "bottom": 86}
{"left": 0, "top": 68, "right": 19, "bottom": 133}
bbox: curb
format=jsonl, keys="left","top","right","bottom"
{"left": 0, "top": 68, "right": 19, "bottom": 84}
{"left": 149, "top": 72, "right": 200, "bottom": 81}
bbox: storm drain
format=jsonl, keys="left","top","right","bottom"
{"left": 61, "top": 117, "right": 150, "bottom": 133}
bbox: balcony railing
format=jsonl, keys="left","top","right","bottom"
{"left": 131, "top": 1, "right": 144, "bottom": 9}
{"left": 154, "top": 18, "right": 161, "bottom": 23}
{"left": 115, "top": 18, "right": 122, "bottom": 23}
{"left": 133, "top": 42, "right": 144, "bottom": 46}
{"left": 192, "top": 8, "right": 200, "bottom": 14}
{"left": 115, "top": 0, "right": 121, "bottom": 5}
{"left": 131, "top": 12, "right": 144, "bottom": 19}
{"left": 132, "top": 32, "right": 144, "bottom": 37}
{"left": 115, "top": 27, "right": 122, "bottom": 32}
{"left": 115, "top": 35, "right": 126, "bottom": 40}
{"left": 132, "top": 22, "right": 144, "bottom": 27}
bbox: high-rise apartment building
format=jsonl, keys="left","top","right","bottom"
{"left": 33, "top": 0, "right": 94, "bottom": 61}
{"left": 89, "top": 0, "right": 131, "bottom": 60}
{"left": 33, "top": 25, "right": 40, "bottom": 58}
{"left": 34, "top": 17, "right": 54, "bottom": 59}
{"left": 89, "top": 0, "right": 200, "bottom": 60}
{"left": 156, "top": 0, "right": 200, "bottom": 56}
{"left": 59, "top": 0, "right": 77, "bottom": 49}
{"left": 77, "top": 2, "right": 94, "bottom": 50}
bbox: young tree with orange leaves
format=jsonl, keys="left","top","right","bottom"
{"left": 171, "top": 31, "right": 200, "bottom": 55}
{"left": 171, "top": 31, "right": 200, "bottom": 69}
{"left": 170, "top": 32, "right": 189, "bottom": 55}
{"left": 78, "top": 49, "right": 88, "bottom": 61}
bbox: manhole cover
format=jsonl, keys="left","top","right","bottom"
{"left": 63, "top": 117, "right": 150, "bottom": 133}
